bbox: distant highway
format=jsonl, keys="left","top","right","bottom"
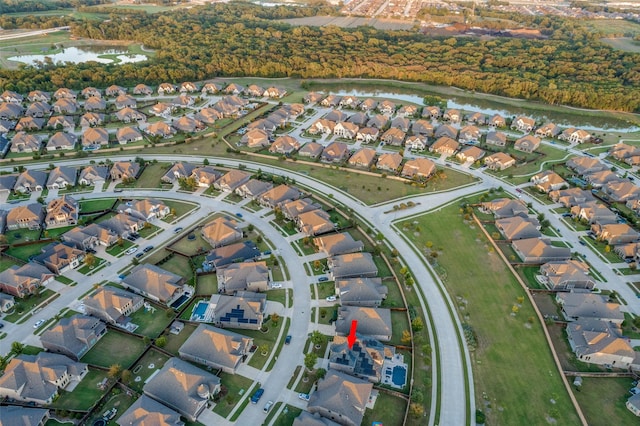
{"left": 0, "top": 26, "right": 70, "bottom": 42}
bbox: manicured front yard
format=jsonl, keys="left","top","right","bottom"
{"left": 81, "top": 331, "right": 146, "bottom": 368}
{"left": 236, "top": 318, "right": 284, "bottom": 370}
{"left": 170, "top": 230, "right": 212, "bottom": 256}
{"left": 401, "top": 202, "right": 581, "bottom": 425}
{"left": 273, "top": 405, "right": 303, "bottom": 426}
{"left": 212, "top": 372, "right": 255, "bottom": 418}
{"left": 362, "top": 392, "right": 408, "bottom": 426}
{"left": 161, "top": 199, "right": 198, "bottom": 221}
{"left": 106, "top": 239, "right": 135, "bottom": 257}
{"left": 128, "top": 305, "right": 176, "bottom": 338}
{"left": 266, "top": 289, "right": 287, "bottom": 306}
{"left": 4, "top": 289, "right": 56, "bottom": 323}
{"left": 52, "top": 368, "right": 109, "bottom": 411}
{"left": 316, "top": 281, "right": 336, "bottom": 300}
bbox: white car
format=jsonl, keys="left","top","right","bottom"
{"left": 271, "top": 283, "right": 283, "bottom": 289}
{"left": 326, "top": 296, "right": 337, "bottom": 302}
{"left": 125, "top": 247, "right": 138, "bottom": 255}
{"left": 33, "top": 319, "right": 45, "bottom": 329}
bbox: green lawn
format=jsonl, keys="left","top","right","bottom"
{"left": 164, "top": 323, "right": 197, "bottom": 355}
{"left": 400, "top": 203, "right": 581, "bottom": 425}
{"left": 170, "top": 230, "right": 212, "bottom": 256}
{"left": 0, "top": 256, "right": 21, "bottom": 272}
{"left": 134, "top": 162, "right": 171, "bottom": 188}
{"left": 4, "top": 289, "right": 56, "bottom": 323}
{"left": 316, "top": 282, "right": 336, "bottom": 300}
{"left": 389, "top": 310, "right": 411, "bottom": 346}
{"left": 213, "top": 372, "right": 255, "bottom": 418}
{"left": 574, "top": 377, "right": 638, "bottom": 426}
{"left": 266, "top": 289, "right": 287, "bottom": 306}
{"left": 52, "top": 368, "right": 108, "bottom": 411}
{"left": 5, "top": 242, "right": 52, "bottom": 262}
{"left": 138, "top": 223, "right": 161, "bottom": 239}
{"left": 81, "top": 331, "right": 146, "bottom": 368}
{"left": 235, "top": 318, "right": 284, "bottom": 370}
{"left": 273, "top": 405, "right": 303, "bottom": 426}
{"left": 318, "top": 305, "right": 339, "bottom": 325}
{"left": 128, "top": 349, "right": 171, "bottom": 393}
{"left": 196, "top": 273, "right": 218, "bottom": 294}
{"left": 44, "top": 225, "right": 76, "bottom": 238}
{"left": 106, "top": 239, "right": 134, "bottom": 257}
{"left": 373, "top": 254, "right": 392, "bottom": 277}
{"left": 80, "top": 198, "right": 117, "bottom": 212}
{"left": 514, "top": 265, "right": 544, "bottom": 289}
{"left": 362, "top": 392, "right": 407, "bottom": 426}
{"left": 78, "top": 257, "right": 106, "bottom": 275}
{"left": 161, "top": 199, "right": 198, "bottom": 221}
{"left": 155, "top": 254, "right": 193, "bottom": 282}
{"left": 85, "top": 391, "right": 137, "bottom": 426}
{"left": 129, "top": 305, "right": 176, "bottom": 338}
{"left": 4, "top": 228, "right": 41, "bottom": 244}
{"left": 380, "top": 277, "right": 404, "bottom": 309}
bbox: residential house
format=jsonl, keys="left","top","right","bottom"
{"left": 405, "top": 135, "right": 427, "bottom": 151}
{"left": 0, "top": 102, "right": 23, "bottom": 119}
{"left": 539, "top": 260, "right": 596, "bottom": 291}
{"left": 110, "top": 161, "right": 140, "bottom": 180}
{"left": 512, "top": 238, "right": 571, "bottom": 264}
{"left": 566, "top": 319, "right": 635, "bottom": 369}
{"left": 324, "top": 110, "right": 348, "bottom": 123}
{"left": 401, "top": 158, "right": 436, "bottom": 180}
{"left": 397, "top": 104, "right": 418, "bottom": 118}
{"left": 347, "top": 112, "right": 368, "bottom": 126}
{"left": 240, "top": 128, "right": 270, "bottom": 148}
{"left": 260, "top": 184, "right": 302, "bottom": 208}
{"left": 214, "top": 169, "right": 251, "bottom": 192}
{"left": 514, "top": 135, "right": 541, "bottom": 153}
{"left": 247, "top": 118, "right": 277, "bottom": 134}
{"left": 195, "top": 107, "right": 222, "bottom": 124}
{"left": 314, "top": 233, "right": 364, "bottom": 256}
{"left": 6, "top": 203, "right": 43, "bottom": 230}
{"left": 336, "top": 306, "right": 392, "bottom": 342}
{"left": 308, "top": 370, "right": 373, "bottom": 426}
{"left": 627, "top": 199, "right": 640, "bottom": 216}
{"left": 143, "top": 357, "right": 220, "bottom": 422}
{"left": 297, "top": 209, "right": 335, "bottom": 236}
{"left": 458, "top": 125, "right": 481, "bottom": 144}
{"left": 376, "top": 152, "right": 403, "bottom": 173}
{"left": 308, "top": 119, "right": 336, "bottom": 135}
{"left": 80, "top": 112, "right": 104, "bottom": 127}
{"left": 40, "top": 314, "right": 106, "bottom": 360}
{"left": 131, "top": 84, "right": 153, "bottom": 96}
{"left": 28, "top": 90, "right": 51, "bottom": 102}
{"left": 171, "top": 94, "right": 194, "bottom": 108}
{"left": 150, "top": 102, "right": 174, "bottom": 117}
{"left": 47, "top": 115, "right": 75, "bottom": 131}
{"left": 0, "top": 90, "right": 23, "bottom": 103}
{"left": 535, "top": 123, "right": 561, "bottom": 138}
{"left": 201, "top": 82, "right": 224, "bottom": 95}
{"left": 390, "top": 116, "right": 410, "bottom": 132}
{"left": 122, "top": 264, "right": 187, "bottom": 306}
{"left": 480, "top": 198, "right": 528, "bottom": 218}
{"left": 557, "top": 292, "right": 623, "bottom": 324}
{"left": 25, "top": 101, "right": 52, "bottom": 118}
{"left": 201, "top": 216, "right": 243, "bottom": 248}
{"left": 15, "top": 170, "right": 47, "bottom": 193}
{"left": 235, "top": 179, "right": 273, "bottom": 200}
{"left": 209, "top": 292, "right": 266, "bottom": 331}
{"left": 304, "top": 92, "right": 325, "bottom": 104}
{"left": 422, "top": 105, "right": 441, "bottom": 119}
{"left": 359, "top": 98, "right": 378, "bottom": 111}
{"left": 116, "top": 126, "right": 143, "bottom": 144}
{"left": 0, "top": 263, "right": 53, "bottom": 298}
{"left": 117, "top": 198, "right": 170, "bottom": 222}
{"left": 16, "top": 116, "right": 45, "bottom": 131}
{"left": 179, "top": 82, "right": 198, "bottom": 93}
{"left": 381, "top": 128, "right": 405, "bottom": 146}
{"left": 0, "top": 406, "right": 50, "bottom": 425}
{"left": 83, "top": 96, "right": 106, "bottom": 112}
{"left": 204, "top": 241, "right": 261, "bottom": 270}
{"left": 348, "top": 148, "right": 376, "bottom": 168}
{"left": 328, "top": 253, "right": 378, "bottom": 280}
{"left": 549, "top": 187, "right": 595, "bottom": 208}
{"left": 335, "top": 277, "right": 387, "bottom": 307}
{"left": 430, "top": 136, "right": 459, "bottom": 156}
{"left": 443, "top": 109, "right": 461, "bottom": 123}
{"left": 281, "top": 198, "right": 320, "bottom": 220}
{"left": 299, "top": 142, "right": 324, "bottom": 159}
{"left": 45, "top": 195, "right": 79, "bottom": 229}
{"left": 116, "top": 394, "right": 184, "bottom": 426}
{"left": 78, "top": 165, "right": 109, "bottom": 186}
{"left": 245, "top": 84, "right": 265, "bottom": 97}
{"left": 511, "top": 116, "right": 535, "bottom": 132}
{"left": 191, "top": 166, "right": 222, "bottom": 188}
{"left": 334, "top": 122, "right": 359, "bottom": 140}
{"left": 114, "top": 94, "right": 136, "bottom": 110}
{"left": 484, "top": 152, "right": 516, "bottom": 171}
{"left": 530, "top": 170, "right": 568, "bottom": 193}
{"left": 591, "top": 223, "right": 639, "bottom": 245}
{"left": 627, "top": 394, "right": 640, "bottom": 417}
{"left": 434, "top": 124, "right": 458, "bottom": 140}
{"left": 0, "top": 353, "right": 88, "bottom": 405}
{"left": 11, "top": 132, "right": 40, "bottom": 153}
{"left": 467, "top": 112, "right": 485, "bottom": 125}
{"left": 566, "top": 157, "right": 608, "bottom": 175}
{"left": 584, "top": 170, "right": 621, "bottom": 188}
{"left": 456, "top": 146, "right": 485, "bottom": 163}
{"left": 179, "top": 324, "right": 253, "bottom": 373}
{"left": 355, "top": 127, "right": 379, "bottom": 144}
{"left": 0, "top": 175, "right": 16, "bottom": 196}
{"left": 0, "top": 293, "right": 15, "bottom": 313}
{"left": 366, "top": 114, "right": 388, "bottom": 129}
{"left": 62, "top": 224, "right": 117, "bottom": 249}
{"left": 411, "top": 119, "right": 434, "bottom": 137}
{"left": 105, "top": 85, "right": 126, "bottom": 97}
{"left": 485, "top": 130, "right": 507, "bottom": 147}
{"left": 145, "top": 121, "right": 175, "bottom": 138}
{"left": 495, "top": 216, "right": 542, "bottom": 241}
{"left": 559, "top": 128, "right": 592, "bottom": 144}
{"left": 610, "top": 143, "right": 640, "bottom": 163}
{"left": 321, "top": 142, "right": 349, "bottom": 164}
{"left": 83, "top": 285, "right": 144, "bottom": 327}
{"left": 52, "top": 99, "right": 77, "bottom": 114}
{"left": 572, "top": 202, "right": 617, "bottom": 227}
{"left": 329, "top": 334, "right": 390, "bottom": 383}
{"left": 115, "top": 107, "right": 145, "bottom": 123}
{"left": 161, "top": 162, "right": 198, "bottom": 184}
{"left": 217, "top": 261, "right": 269, "bottom": 294}
{"left": 603, "top": 180, "right": 640, "bottom": 202}
{"left": 174, "top": 116, "right": 205, "bottom": 133}
{"left": 46, "top": 132, "right": 76, "bottom": 151}
{"left": 0, "top": 119, "right": 15, "bottom": 133}
{"left": 82, "top": 127, "right": 109, "bottom": 148}
{"left": 378, "top": 100, "right": 396, "bottom": 115}
{"left": 81, "top": 87, "right": 101, "bottom": 99}
{"left": 157, "top": 83, "right": 177, "bottom": 95}
{"left": 100, "top": 213, "right": 145, "bottom": 239}
{"left": 339, "top": 95, "right": 360, "bottom": 108}
{"left": 270, "top": 135, "right": 301, "bottom": 155}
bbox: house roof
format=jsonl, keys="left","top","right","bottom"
{"left": 116, "top": 126, "right": 142, "bottom": 142}
{"left": 0, "top": 406, "right": 50, "bottom": 426}
{"left": 82, "top": 127, "right": 109, "bottom": 145}
{"left": 566, "top": 319, "right": 634, "bottom": 359}
{"left": 540, "top": 260, "right": 595, "bottom": 289}
{"left": 201, "top": 217, "right": 241, "bottom": 246}
{"left": 13, "top": 132, "right": 41, "bottom": 150}
{"left": 217, "top": 261, "right": 269, "bottom": 292}
{"left": 205, "top": 241, "right": 261, "bottom": 268}
{"left": 401, "top": 158, "right": 436, "bottom": 178}
{"left": 260, "top": 184, "right": 301, "bottom": 206}
{"left": 84, "top": 285, "right": 143, "bottom": 324}
{"left": 299, "top": 142, "right": 324, "bottom": 157}
{"left": 348, "top": 148, "right": 376, "bottom": 166}
{"left": 434, "top": 124, "right": 457, "bottom": 139}
{"left": 270, "top": 135, "right": 300, "bottom": 153}
{"left": 116, "top": 394, "right": 184, "bottom": 426}
{"left": 39, "top": 314, "right": 104, "bottom": 357}
{"left": 512, "top": 238, "right": 571, "bottom": 262}
{"left": 321, "top": 142, "right": 348, "bottom": 161}
{"left": 558, "top": 293, "right": 624, "bottom": 322}
{"left": 237, "top": 179, "right": 273, "bottom": 198}
{"left": 314, "top": 232, "right": 365, "bottom": 256}
{"left": 281, "top": 198, "right": 320, "bottom": 219}
{"left": 298, "top": 209, "right": 335, "bottom": 235}
{"left": 308, "top": 370, "right": 372, "bottom": 426}
{"left": 495, "top": 216, "right": 542, "bottom": 240}
{"left": 210, "top": 291, "right": 266, "bottom": 326}
{"left": 111, "top": 161, "right": 140, "bottom": 178}
{"left": 123, "top": 264, "right": 183, "bottom": 303}
{"left": 33, "top": 242, "right": 82, "bottom": 271}
{"left": 47, "top": 166, "right": 77, "bottom": 187}
{"left": 431, "top": 136, "right": 459, "bottom": 153}
{"left": 329, "top": 252, "right": 377, "bottom": 279}
{"left": 79, "top": 165, "right": 109, "bottom": 183}
{"left": 217, "top": 169, "right": 251, "bottom": 190}
{"left": 179, "top": 323, "right": 253, "bottom": 370}
{"left": 336, "top": 277, "right": 387, "bottom": 306}
{"left": 335, "top": 306, "right": 392, "bottom": 339}
{"left": 293, "top": 411, "right": 341, "bottom": 426}
{"left": 376, "top": 152, "right": 403, "bottom": 171}
{"left": 481, "top": 198, "right": 528, "bottom": 218}
{"left": 6, "top": 203, "right": 44, "bottom": 227}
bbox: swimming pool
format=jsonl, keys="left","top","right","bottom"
{"left": 392, "top": 365, "right": 407, "bottom": 388}
{"left": 191, "top": 301, "right": 209, "bottom": 321}
{"left": 170, "top": 294, "right": 189, "bottom": 309}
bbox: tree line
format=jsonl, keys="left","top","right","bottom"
{"left": 0, "top": 2, "right": 638, "bottom": 112}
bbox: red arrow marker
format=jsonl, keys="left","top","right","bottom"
{"left": 347, "top": 320, "right": 358, "bottom": 349}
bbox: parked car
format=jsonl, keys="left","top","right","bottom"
{"left": 125, "top": 247, "right": 138, "bottom": 255}
{"left": 271, "top": 283, "right": 283, "bottom": 289}
{"left": 298, "top": 393, "right": 310, "bottom": 401}
{"left": 135, "top": 252, "right": 144, "bottom": 259}
{"left": 0, "top": 322, "right": 4, "bottom": 329}
{"left": 263, "top": 400, "right": 274, "bottom": 413}
{"left": 516, "top": 188, "right": 522, "bottom": 193}
{"left": 318, "top": 276, "right": 329, "bottom": 282}
{"left": 33, "top": 319, "right": 45, "bottom": 329}
{"left": 143, "top": 245, "right": 154, "bottom": 253}
{"left": 326, "top": 296, "right": 337, "bottom": 302}
{"left": 174, "top": 227, "right": 184, "bottom": 233}
{"left": 285, "top": 335, "right": 292, "bottom": 345}
{"left": 235, "top": 212, "right": 243, "bottom": 218}
{"left": 579, "top": 240, "right": 586, "bottom": 246}
{"left": 251, "top": 388, "right": 264, "bottom": 404}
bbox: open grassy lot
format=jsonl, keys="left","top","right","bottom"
{"left": 196, "top": 273, "right": 218, "bottom": 294}
{"left": 129, "top": 305, "right": 175, "bottom": 338}
{"left": 400, "top": 203, "right": 580, "bottom": 424}
{"left": 4, "top": 241, "right": 51, "bottom": 262}
{"left": 52, "top": 368, "right": 108, "bottom": 411}
{"left": 161, "top": 199, "right": 198, "bottom": 221}
{"left": 134, "top": 162, "right": 170, "bottom": 188}
{"left": 213, "top": 372, "right": 255, "bottom": 418}
{"left": 170, "top": 231, "right": 212, "bottom": 256}
{"left": 82, "top": 331, "right": 146, "bottom": 368}
{"left": 4, "top": 228, "right": 41, "bottom": 245}
{"left": 155, "top": 254, "right": 193, "bottom": 281}
{"left": 44, "top": 225, "right": 76, "bottom": 238}
{"left": 164, "top": 323, "right": 197, "bottom": 355}
{"left": 266, "top": 288, "right": 287, "bottom": 306}
{"left": 362, "top": 392, "right": 407, "bottom": 426}
{"left": 574, "top": 377, "right": 638, "bottom": 426}
{"left": 389, "top": 310, "right": 411, "bottom": 347}
{"left": 128, "top": 349, "right": 171, "bottom": 393}
{"left": 273, "top": 404, "right": 303, "bottom": 426}
{"left": 315, "top": 282, "right": 336, "bottom": 300}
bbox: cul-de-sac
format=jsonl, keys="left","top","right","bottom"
{"left": 2, "top": 1, "right": 640, "bottom": 426}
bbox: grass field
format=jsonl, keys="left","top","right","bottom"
{"left": 129, "top": 305, "right": 175, "bottom": 338}
{"left": 602, "top": 37, "right": 640, "bottom": 53}
{"left": 213, "top": 372, "right": 255, "bottom": 418}
{"left": 128, "top": 349, "right": 171, "bottom": 393}
{"left": 81, "top": 331, "right": 146, "bottom": 368}
{"left": 273, "top": 404, "right": 303, "bottom": 426}
{"left": 52, "top": 368, "right": 108, "bottom": 411}
{"left": 400, "top": 204, "right": 581, "bottom": 424}
{"left": 162, "top": 199, "right": 197, "bottom": 221}
{"left": 164, "top": 323, "right": 197, "bottom": 355}
{"left": 196, "top": 273, "right": 218, "bottom": 294}
{"left": 171, "top": 231, "right": 212, "bottom": 256}
{"left": 4, "top": 241, "right": 51, "bottom": 262}
{"left": 85, "top": 391, "right": 137, "bottom": 426}
{"left": 574, "top": 377, "right": 639, "bottom": 426}
{"left": 362, "top": 393, "right": 407, "bottom": 426}
{"left": 134, "top": 162, "right": 170, "bottom": 188}
{"left": 80, "top": 198, "right": 117, "bottom": 212}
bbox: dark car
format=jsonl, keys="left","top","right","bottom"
{"left": 251, "top": 388, "right": 264, "bottom": 404}
{"left": 285, "top": 335, "right": 292, "bottom": 345}
{"left": 143, "top": 245, "right": 154, "bottom": 253}
{"left": 135, "top": 252, "right": 144, "bottom": 259}
{"left": 174, "top": 227, "right": 184, "bottom": 234}
{"left": 0, "top": 322, "right": 4, "bottom": 329}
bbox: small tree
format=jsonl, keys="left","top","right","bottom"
{"left": 259, "top": 343, "right": 270, "bottom": 356}
{"left": 270, "top": 312, "right": 280, "bottom": 326}
{"left": 411, "top": 317, "right": 424, "bottom": 332}
{"left": 121, "top": 369, "right": 132, "bottom": 384}
{"left": 247, "top": 223, "right": 255, "bottom": 232}
{"left": 313, "top": 260, "right": 322, "bottom": 270}
{"left": 310, "top": 330, "right": 325, "bottom": 347}
{"left": 84, "top": 253, "right": 96, "bottom": 268}
{"left": 155, "top": 336, "right": 167, "bottom": 348}
{"left": 108, "top": 364, "right": 122, "bottom": 379}
{"left": 401, "top": 330, "right": 412, "bottom": 344}
{"left": 10, "top": 341, "right": 25, "bottom": 356}
{"left": 304, "top": 352, "right": 318, "bottom": 371}
{"left": 409, "top": 403, "right": 424, "bottom": 417}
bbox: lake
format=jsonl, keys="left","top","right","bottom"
{"left": 8, "top": 45, "right": 147, "bottom": 66}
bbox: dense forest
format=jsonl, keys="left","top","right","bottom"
{"left": 0, "top": 0, "right": 105, "bottom": 14}
{"left": 1, "top": 2, "right": 639, "bottom": 112}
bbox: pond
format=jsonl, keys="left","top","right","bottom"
{"left": 8, "top": 45, "right": 147, "bottom": 66}
{"left": 329, "top": 85, "right": 640, "bottom": 132}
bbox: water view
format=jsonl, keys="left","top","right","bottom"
{"left": 8, "top": 45, "right": 147, "bottom": 67}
